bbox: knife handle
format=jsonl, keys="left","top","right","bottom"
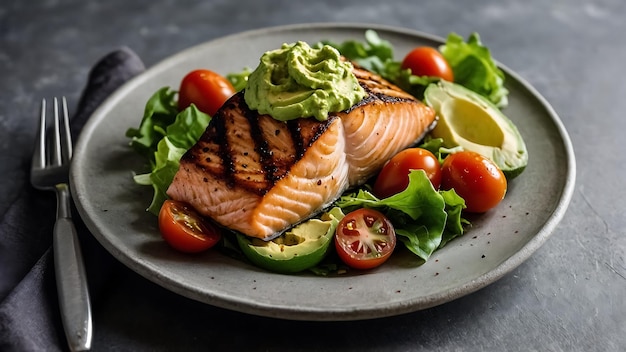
{"left": 53, "top": 184, "right": 93, "bottom": 351}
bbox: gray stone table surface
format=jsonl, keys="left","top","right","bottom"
{"left": 1, "top": 0, "right": 625, "bottom": 351}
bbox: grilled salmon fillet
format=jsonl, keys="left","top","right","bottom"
{"left": 167, "top": 66, "right": 436, "bottom": 240}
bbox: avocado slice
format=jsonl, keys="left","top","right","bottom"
{"left": 236, "top": 208, "right": 344, "bottom": 274}
{"left": 424, "top": 81, "right": 528, "bottom": 179}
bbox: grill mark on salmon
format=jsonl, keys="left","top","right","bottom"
{"left": 167, "top": 65, "right": 436, "bottom": 240}
{"left": 244, "top": 105, "right": 277, "bottom": 187}
{"left": 287, "top": 120, "right": 306, "bottom": 159}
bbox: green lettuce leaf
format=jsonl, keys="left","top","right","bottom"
{"left": 439, "top": 32, "right": 509, "bottom": 107}
{"left": 335, "top": 170, "right": 466, "bottom": 261}
{"left": 227, "top": 67, "right": 252, "bottom": 92}
{"left": 135, "top": 138, "right": 187, "bottom": 214}
{"left": 125, "top": 87, "right": 179, "bottom": 164}
{"left": 322, "top": 29, "right": 394, "bottom": 73}
{"left": 165, "top": 103, "right": 211, "bottom": 148}
{"left": 127, "top": 90, "right": 211, "bottom": 214}
{"left": 418, "top": 137, "right": 464, "bottom": 164}
{"left": 439, "top": 189, "right": 469, "bottom": 248}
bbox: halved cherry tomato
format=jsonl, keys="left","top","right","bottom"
{"left": 178, "top": 69, "right": 236, "bottom": 116}
{"left": 373, "top": 148, "right": 442, "bottom": 198}
{"left": 440, "top": 151, "right": 507, "bottom": 213}
{"left": 158, "top": 200, "right": 222, "bottom": 253}
{"left": 334, "top": 208, "right": 396, "bottom": 270}
{"left": 401, "top": 47, "right": 454, "bottom": 82}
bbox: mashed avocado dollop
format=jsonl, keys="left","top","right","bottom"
{"left": 244, "top": 41, "right": 366, "bottom": 121}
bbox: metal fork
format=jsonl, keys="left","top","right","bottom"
{"left": 30, "top": 97, "right": 93, "bottom": 351}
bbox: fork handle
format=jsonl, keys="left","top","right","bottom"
{"left": 53, "top": 184, "right": 93, "bottom": 351}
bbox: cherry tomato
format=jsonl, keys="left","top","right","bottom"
{"left": 178, "top": 69, "right": 236, "bottom": 116}
{"left": 334, "top": 208, "right": 396, "bottom": 270}
{"left": 158, "top": 200, "right": 222, "bottom": 253}
{"left": 373, "top": 148, "right": 442, "bottom": 198}
{"left": 401, "top": 47, "right": 454, "bottom": 82}
{"left": 440, "top": 151, "right": 507, "bottom": 213}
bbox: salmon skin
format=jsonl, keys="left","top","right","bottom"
{"left": 166, "top": 66, "right": 436, "bottom": 240}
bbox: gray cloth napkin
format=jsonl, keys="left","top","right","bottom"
{"left": 0, "top": 47, "right": 145, "bottom": 351}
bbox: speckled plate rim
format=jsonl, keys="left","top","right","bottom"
{"left": 70, "top": 23, "right": 576, "bottom": 321}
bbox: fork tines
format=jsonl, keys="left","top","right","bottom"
{"left": 35, "top": 97, "right": 73, "bottom": 169}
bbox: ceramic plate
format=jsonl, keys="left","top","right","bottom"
{"left": 70, "top": 23, "right": 575, "bottom": 321}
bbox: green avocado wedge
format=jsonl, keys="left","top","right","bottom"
{"left": 424, "top": 81, "right": 528, "bottom": 179}
{"left": 236, "top": 207, "right": 344, "bottom": 274}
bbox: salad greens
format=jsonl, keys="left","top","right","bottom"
{"left": 227, "top": 68, "right": 252, "bottom": 92}
{"left": 125, "top": 87, "right": 178, "bottom": 162}
{"left": 335, "top": 170, "right": 465, "bottom": 261}
{"left": 126, "top": 88, "right": 210, "bottom": 214}
{"left": 126, "top": 29, "right": 507, "bottom": 268}
{"left": 439, "top": 32, "right": 508, "bottom": 108}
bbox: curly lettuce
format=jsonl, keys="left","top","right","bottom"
{"left": 439, "top": 32, "right": 508, "bottom": 108}
{"left": 335, "top": 170, "right": 466, "bottom": 261}
{"left": 126, "top": 88, "right": 211, "bottom": 214}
